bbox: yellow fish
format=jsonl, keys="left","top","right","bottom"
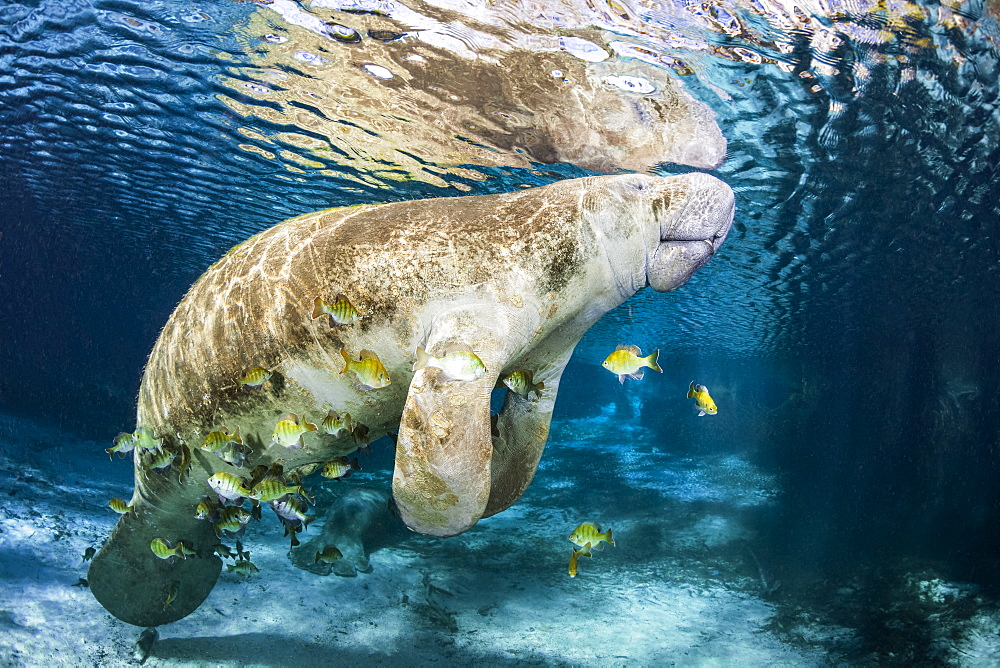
{"left": 238, "top": 367, "right": 272, "bottom": 387}
{"left": 150, "top": 537, "right": 195, "bottom": 561}
{"left": 340, "top": 349, "right": 391, "bottom": 390}
{"left": 145, "top": 448, "right": 175, "bottom": 470}
{"left": 270, "top": 496, "right": 312, "bottom": 525}
{"left": 321, "top": 457, "right": 360, "bottom": 480}
{"left": 687, "top": 381, "right": 718, "bottom": 416}
{"left": 194, "top": 497, "right": 218, "bottom": 521}
{"left": 132, "top": 427, "right": 164, "bottom": 453}
{"left": 568, "top": 548, "right": 592, "bottom": 578}
{"left": 106, "top": 432, "right": 136, "bottom": 459}
{"left": 163, "top": 580, "right": 180, "bottom": 610}
{"left": 271, "top": 413, "right": 318, "bottom": 449}
{"left": 502, "top": 369, "right": 545, "bottom": 398}
{"left": 312, "top": 294, "right": 359, "bottom": 326}
{"left": 321, "top": 410, "right": 352, "bottom": 438}
{"left": 214, "top": 506, "right": 252, "bottom": 535}
{"left": 601, "top": 345, "right": 661, "bottom": 384}
{"left": 413, "top": 347, "right": 487, "bottom": 382}
{"left": 569, "top": 522, "right": 615, "bottom": 555}
{"left": 207, "top": 472, "right": 251, "bottom": 501}
{"left": 249, "top": 477, "right": 303, "bottom": 502}
{"left": 108, "top": 497, "right": 135, "bottom": 516}
{"left": 226, "top": 560, "right": 260, "bottom": 575}
{"left": 201, "top": 427, "right": 241, "bottom": 453}
{"left": 315, "top": 546, "right": 343, "bottom": 564}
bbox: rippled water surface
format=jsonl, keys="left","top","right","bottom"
{"left": 3, "top": 0, "right": 997, "bottom": 363}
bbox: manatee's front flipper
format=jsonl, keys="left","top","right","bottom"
{"left": 484, "top": 347, "right": 572, "bottom": 518}
{"left": 88, "top": 458, "right": 222, "bottom": 626}
{"left": 393, "top": 315, "right": 504, "bottom": 536}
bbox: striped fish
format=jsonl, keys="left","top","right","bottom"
{"left": 238, "top": 368, "right": 272, "bottom": 387}
{"left": 340, "top": 349, "right": 391, "bottom": 390}
{"left": 568, "top": 522, "right": 615, "bottom": 555}
{"left": 321, "top": 457, "right": 360, "bottom": 480}
{"left": 502, "top": 369, "right": 545, "bottom": 399}
{"left": 226, "top": 560, "right": 260, "bottom": 575}
{"left": 106, "top": 432, "right": 136, "bottom": 459}
{"left": 271, "top": 413, "right": 317, "bottom": 449}
{"left": 249, "top": 477, "right": 302, "bottom": 502}
{"left": 321, "top": 410, "right": 352, "bottom": 438}
{"left": 150, "top": 538, "right": 195, "bottom": 561}
{"left": 207, "top": 472, "right": 250, "bottom": 501}
{"left": 108, "top": 497, "right": 135, "bottom": 516}
{"left": 312, "top": 294, "right": 359, "bottom": 326}
{"left": 201, "top": 427, "right": 241, "bottom": 453}
{"left": 214, "top": 506, "right": 251, "bottom": 536}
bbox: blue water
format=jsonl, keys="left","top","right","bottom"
{"left": 2, "top": 0, "right": 1000, "bottom": 664}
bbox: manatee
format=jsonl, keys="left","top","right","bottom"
{"left": 290, "top": 487, "right": 401, "bottom": 577}
{"left": 88, "top": 173, "right": 734, "bottom": 626}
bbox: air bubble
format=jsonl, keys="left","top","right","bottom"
{"left": 559, "top": 37, "right": 609, "bottom": 62}
{"left": 363, "top": 64, "right": 394, "bottom": 79}
{"left": 602, "top": 75, "right": 655, "bottom": 94}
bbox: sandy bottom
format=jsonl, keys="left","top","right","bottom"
{"left": 1, "top": 407, "right": 998, "bottom": 667}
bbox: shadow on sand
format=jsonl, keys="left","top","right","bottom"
{"left": 153, "top": 632, "right": 550, "bottom": 666}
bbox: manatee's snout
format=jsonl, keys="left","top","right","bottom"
{"left": 648, "top": 172, "right": 734, "bottom": 292}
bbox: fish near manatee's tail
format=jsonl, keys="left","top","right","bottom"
{"left": 645, "top": 350, "right": 662, "bottom": 373}
{"left": 89, "top": 452, "right": 223, "bottom": 626}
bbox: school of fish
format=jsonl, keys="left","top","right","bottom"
{"left": 105, "top": 291, "right": 722, "bottom": 584}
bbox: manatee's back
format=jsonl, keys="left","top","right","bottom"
{"left": 135, "top": 180, "right": 596, "bottom": 436}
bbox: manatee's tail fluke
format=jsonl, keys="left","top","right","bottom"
{"left": 89, "top": 500, "right": 222, "bottom": 626}
{"left": 89, "top": 454, "right": 223, "bottom": 627}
